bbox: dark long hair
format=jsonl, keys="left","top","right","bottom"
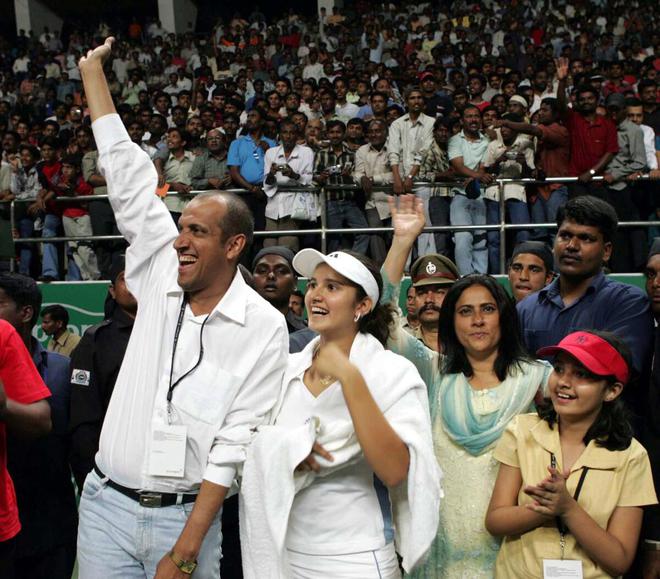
{"left": 537, "top": 330, "right": 634, "bottom": 451}
{"left": 340, "top": 250, "right": 395, "bottom": 347}
{"left": 438, "top": 275, "right": 531, "bottom": 380}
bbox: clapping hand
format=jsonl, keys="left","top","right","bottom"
{"left": 524, "top": 466, "right": 574, "bottom": 517}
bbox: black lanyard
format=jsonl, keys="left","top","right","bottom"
{"left": 550, "top": 452, "right": 589, "bottom": 559}
{"left": 167, "top": 295, "right": 210, "bottom": 418}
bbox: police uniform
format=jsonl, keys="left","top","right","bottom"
{"left": 409, "top": 253, "right": 460, "bottom": 350}
{"left": 68, "top": 305, "right": 134, "bottom": 491}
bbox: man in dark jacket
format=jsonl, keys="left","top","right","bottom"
{"left": 68, "top": 257, "right": 137, "bottom": 490}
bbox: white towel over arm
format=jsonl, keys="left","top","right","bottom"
{"left": 239, "top": 333, "right": 443, "bottom": 578}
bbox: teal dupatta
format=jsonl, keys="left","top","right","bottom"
{"left": 436, "top": 361, "right": 550, "bottom": 456}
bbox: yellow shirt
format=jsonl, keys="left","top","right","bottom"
{"left": 47, "top": 330, "right": 81, "bottom": 358}
{"left": 493, "top": 413, "right": 657, "bottom": 578}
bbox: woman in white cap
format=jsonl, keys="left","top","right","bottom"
{"left": 239, "top": 249, "right": 442, "bottom": 579}
{"left": 381, "top": 195, "right": 550, "bottom": 579}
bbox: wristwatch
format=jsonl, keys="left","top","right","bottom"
{"left": 168, "top": 550, "right": 198, "bottom": 574}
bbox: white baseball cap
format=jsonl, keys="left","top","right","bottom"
{"left": 292, "top": 249, "right": 379, "bottom": 311}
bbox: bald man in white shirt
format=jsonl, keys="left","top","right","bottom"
{"left": 76, "top": 38, "right": 288, "bottom": 579}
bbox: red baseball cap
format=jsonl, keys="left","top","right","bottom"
{"left": 537, "top": 331, "right": 629, "bottom": 384}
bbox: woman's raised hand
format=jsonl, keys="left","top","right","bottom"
{"left": 388, "top": 194, "right": 426, "bottom": 244}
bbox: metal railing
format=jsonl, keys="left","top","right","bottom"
{"left": 3, "top": 174, "right": 659, "bottom": 275}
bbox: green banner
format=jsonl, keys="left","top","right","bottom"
{"left": 37, "top": 274, "right": 647, "bottom": 345}
{"left": 36, "top": 281, "right": 110, "bottom": 346}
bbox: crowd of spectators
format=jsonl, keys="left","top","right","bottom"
{"left": 0, "top": 0, "right": 659, "bottom": 280}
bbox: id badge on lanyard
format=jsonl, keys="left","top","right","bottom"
{"left": 148, "top": 296, "right": 208, "bottom": 478}
{"left": 542, "top": 453, "right": 588, "bottom": 579}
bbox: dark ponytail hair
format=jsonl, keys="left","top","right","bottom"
{"left": 537, "top": 330, "right": 634, "bottom": 451}
{"left": 341, "top": 250, "right": 395, "bottom": 346}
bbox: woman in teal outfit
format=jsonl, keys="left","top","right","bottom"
{"left": 382, "top": 195, "right": 550, "bottom": 578}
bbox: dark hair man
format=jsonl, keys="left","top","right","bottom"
{"left": 0, "top": 296, "right": 51, "bottom": 575}
{"left": 251, "top": 246, "right": 306, "bottom": 334}
{"left": 602, "top": 92, "right": 648, "bottom": 272}
{"left": 263, "top": 119, "right": 314, "bottom": 251}
{"left": 69, "top": 257, "right": 137, "bottom": 491}
{"left": 0, "top": 273, "right": 74, "bottom": 579}
{"left": 190, "top": 129, "right": 231, "bottom": 191}
{"left": 517, "top": 195, "right": 653, "bottom": 382}
{"left": 388, "top": 88, "right": 434, "bottom": 195}
{"left": 556, "top": 57, "right": 619, "bottom": 196}
{"left": 288, "top": 290, "right": 304, "bottom": 318}
{"left": 41, "top": 304, "right": 80, "bottom": 357}
{"left": 497, "top": 97, "right": 570, "bottom": 235}
{"left": 507, "top": 241, "right": 554, "bottom": 302}
{"left": 228, "top": 106, "right": 277, "bottom": 248}
{"left": 353, "top": 118, "right": 393, "bottom": 265}
{"left": 76, "top": 38, "right": 287, "bottom": 578}
{"left": 314, "top": 119, "right": 369, "bottom": 255}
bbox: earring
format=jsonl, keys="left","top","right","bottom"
{"left": 354, "top": 313, "right": 361, "bottom": 322}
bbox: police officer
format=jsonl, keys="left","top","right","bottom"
{"left": 408, "top": 253, "right": 460, "bottom": 351}
{"left": 68, "top": 257, "right": 137, "bottom": 490}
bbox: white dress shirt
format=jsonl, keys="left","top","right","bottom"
{"left": 641, "top": 124, "right": 658, "bottom": 170}
{"left": 92, "top": 113, "right": 288, "bottom": 492}
{"left": 263, "top": 144, "right": 314, "bottom": 220}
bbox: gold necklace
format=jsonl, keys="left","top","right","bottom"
{"left": 312, "top": 344, "right": 336, "bottom": 387}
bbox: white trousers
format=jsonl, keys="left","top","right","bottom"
{"left": 287, "top": 543, "right": 401, "bottom": 579}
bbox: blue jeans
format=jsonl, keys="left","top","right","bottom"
{"left": 41, "top": 213, "right": 61, "bottom": 278}
{"left": 450, "top": 194, "right": 487, "bottom": 275}
{"left": 17, "top": 217, "right": 35, "bottom": 275}
{"left": 428, "top": 196, "right": 451, "bottom": 257}
{"left": 77, "top": 470, "right": 222, "bottom": 579}
{"left": 485, "top": 198, "right": 531, "bottom": 274}
{"left": 530, "top": 186, "right": 568, "bottom": 240}
{"left": 326, "top": 199, "right": 370, "bottom": 255}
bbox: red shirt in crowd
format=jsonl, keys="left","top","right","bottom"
{"left": 0, "top": 320, "right": 50, "bottom": 543}
{"left": 565, "top": 110, "right": 619, "bottom": 176}
{"left": 536, "top": 122, "right": 570, "bottom": 198}
{"left": 38, "top": 159, "right": 63, "bottom": 217}
{"left": 58, "top": 174, "right": 94, "bottom": 219}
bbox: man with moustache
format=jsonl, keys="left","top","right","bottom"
{"left": 407, "top": 254, "right": 460, "bottom": 352}
{"left": 76, "top": 38, "right": 287, "bottom": 579}
{"left": 517, "top": 196, "right": 653, "bottom": 416}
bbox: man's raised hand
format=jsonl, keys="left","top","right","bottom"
{"left": 79, "top": 37, "right": 115, "bottom": 70}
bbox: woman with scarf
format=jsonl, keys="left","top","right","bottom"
{"left": 239, "top": 249, "right": 442, "bottom": 578}
{"left": 381, "top": 195, "right": 550, "bottom": 578}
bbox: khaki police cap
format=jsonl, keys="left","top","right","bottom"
{"left": 410, "top": 254, "right": 460, "bottom": 288}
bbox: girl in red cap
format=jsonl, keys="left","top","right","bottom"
{"left": 486, "top": 330, "right": 657, "bottom": 578}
